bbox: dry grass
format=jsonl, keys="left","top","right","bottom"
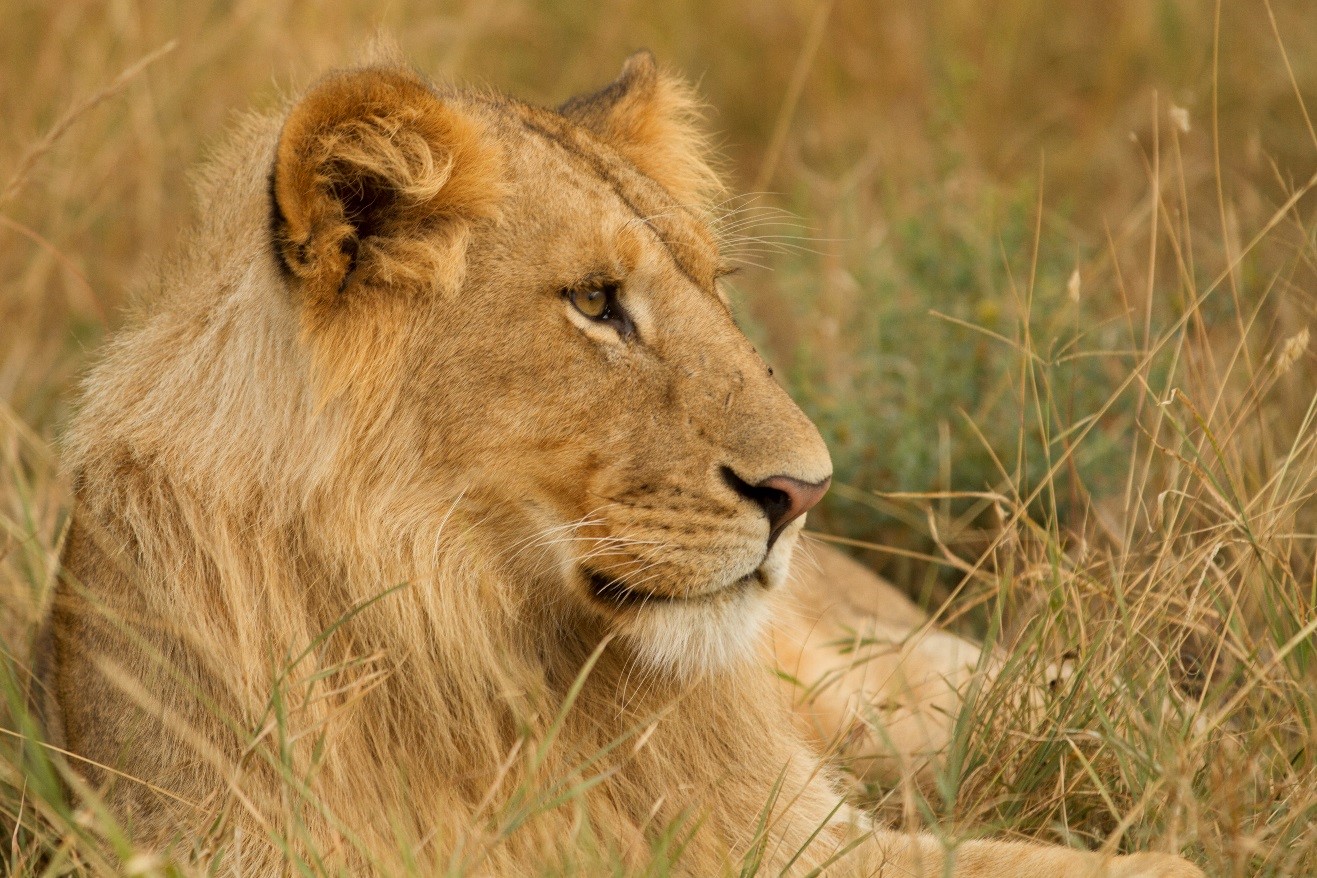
{"left": 2, "top": 1, "right": 1315, "bottom": 875}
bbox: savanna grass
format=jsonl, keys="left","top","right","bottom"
{"left": 3, "top": 1, "right": 1315, "bottom": 874}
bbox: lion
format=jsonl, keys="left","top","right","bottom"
{"left": 41, "top": 49, "right": 1202, "bottom": 877}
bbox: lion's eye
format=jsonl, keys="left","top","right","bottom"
{"left": 563, "top": 282, "right": 634, "bottom": 338}
{"left": 569, "top": 285, "right": 612, "bottom": 320}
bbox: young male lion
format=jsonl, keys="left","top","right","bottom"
{"left": 43, "top": 50, "right": 1202, "bottom": 876}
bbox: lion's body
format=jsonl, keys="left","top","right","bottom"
{"left": 776, "top": 539, "right": 987, "bottom": 786}
{"left": 46, "top": 52, "right": 1201, "bottom": 877}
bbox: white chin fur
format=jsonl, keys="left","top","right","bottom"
{"left": 606, "top": 521, "right": 804, "bottom": 677}
{"left": 618, "top": 587, "right": 773, "bottom": 677}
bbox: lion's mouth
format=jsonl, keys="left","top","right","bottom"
{"left": 587, "top": 568, "right": 768, "bottom": 608}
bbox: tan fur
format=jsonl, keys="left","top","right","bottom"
{"left": 46, "top": 55, "right": 1201, "bottom": 877}
{"left": 776, "top": 538, "right": 990, "bottom": 787}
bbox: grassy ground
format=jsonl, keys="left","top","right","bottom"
{"left": 2, "top": 1, "right": 1315, "bottom": 874}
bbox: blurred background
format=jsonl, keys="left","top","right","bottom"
{"left": 3, "top": 0, "right": 1315, "bottom": 615}
{"left": 4, "top": 3, "right": 1317, "bottom": 872}
{"left": 4, "top": 0, "right": 1313, "bottom": 608}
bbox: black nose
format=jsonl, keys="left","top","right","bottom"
{"left": 721, "top": 467, "right": 832, "bottom": 550}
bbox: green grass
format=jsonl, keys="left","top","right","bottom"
{"left": 3, "top": 0, "right": 1317, "bottom": 874}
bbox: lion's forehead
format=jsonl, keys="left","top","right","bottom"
{"left": 489, "top": 99, "right": 722, "bottom": 293}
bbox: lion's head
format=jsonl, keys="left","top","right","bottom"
{"left": 264, "top": 53, "right": 831, "bottom": 674}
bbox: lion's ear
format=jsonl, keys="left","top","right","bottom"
{"left": 559, "top": 51, "right": 723, "bottom": 209}
{"left": 271, "top": 67, "right": 499, "bottom": 315}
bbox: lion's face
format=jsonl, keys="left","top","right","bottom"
{"left": 270, "top": 57, "right": 830, "bottom": 673}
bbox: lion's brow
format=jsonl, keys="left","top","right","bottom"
{"left": 511, "top": 110, "right": 718, "bottom": 294}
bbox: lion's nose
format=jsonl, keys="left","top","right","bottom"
{"left": 721, "top": 467, "right": 832, "bottom": 550}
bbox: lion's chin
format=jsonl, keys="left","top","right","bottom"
{"left": 584, "top": 529, "right": 801, "bottom": 676}
{"left": 611, "top": 582, "right": 774, "bottom": 677}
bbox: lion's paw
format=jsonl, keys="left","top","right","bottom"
{"left": 1109, "top": 852, "right": 1205, "bottom": 878}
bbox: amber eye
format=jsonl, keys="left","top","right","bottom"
{"left": 569, "top": 285, "right": 611, "bottom": 319}
{"left": 562, "top": 281, "right": 635, "bottom": 338}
